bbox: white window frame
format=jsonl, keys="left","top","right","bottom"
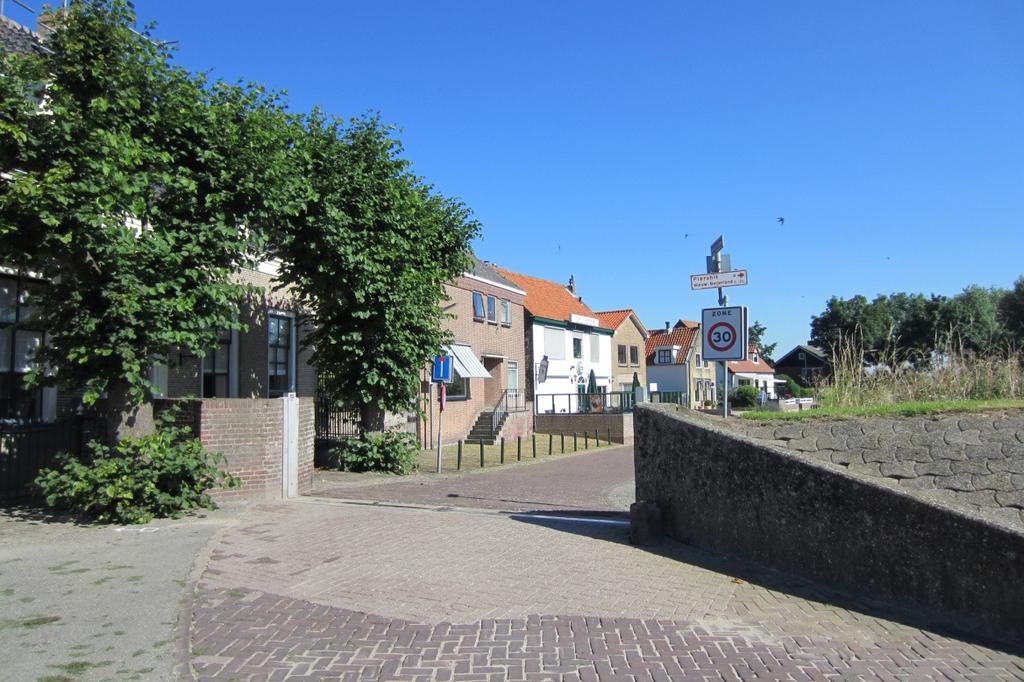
{"left": 267, "top": 310, "right": 297, "bottom": 397}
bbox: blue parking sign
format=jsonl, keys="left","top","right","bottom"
{"left": 432, "top": 355, "right": 452, "bottom": 383}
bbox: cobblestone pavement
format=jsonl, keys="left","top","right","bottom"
{"left": 312, "top": 445, "right": 636, "bottom": 513}
{"left": 190, "top": 499, "right": 1024, "bottom": 680}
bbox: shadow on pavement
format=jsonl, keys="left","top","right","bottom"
{"left": 0, "top": 500, "right": 95, "bottom": 527}
{"left": 508, "top": 510, "right": 1024, "bottom": 657}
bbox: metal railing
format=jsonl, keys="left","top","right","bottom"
{"left": 534, "top": 391, "right": 635, "bottom": 415}
{"left": 650, "top": 390, "right": 687, "bottom": 406}
{"left": 1, "top": 416, "right": 103, "bottom": 496}
{"left": 488, "top": 388, "right": 527, "bottom": 438}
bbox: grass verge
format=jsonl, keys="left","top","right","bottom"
{"left": 740, "top": 399, "right": 1024, "bottom": 421}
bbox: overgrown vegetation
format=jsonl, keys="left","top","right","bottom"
{"left": 729, "top": 385, "right": 759, "bottom": 408}
{"left": 741, "top": 399, "right": 1024, "bottom": 421}
{"left": 34, "top": 415, "right": 238, "bottom": 524}
{"left": 320, "top": 431, "right": 418, "bottom": 475}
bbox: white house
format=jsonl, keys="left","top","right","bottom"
{"left": 493, "top": 269, "right": 613, "bottom": 414}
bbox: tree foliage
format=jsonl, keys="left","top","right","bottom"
{"left": 273, "top": 113, "right": 480, "bottom": 433}
{"left": 747, "top": 320, "right": 776, "bottom": 363}
{"left": 810, "top": 281, "right": 1021, "bottom": 362}
{"left": 0, "top": 0, "right": 296, "bottom": 411}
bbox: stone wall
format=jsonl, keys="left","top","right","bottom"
{"left": 534, "top": 413, "right": 632, "bottom": 444}
{"left": 633, "top": 403, "right": 1024, "bottom": 647}
{"left": 718, "top": 410, "right": 1024, "bottom": 529}
{"left": 155, "top": 397, "right": 314, "bottom": 501}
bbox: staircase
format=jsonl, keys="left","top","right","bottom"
{"left": 466, "top": 410, "right": 508, "bottom": 445}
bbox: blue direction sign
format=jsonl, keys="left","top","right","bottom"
{"left": 432, "top": 355, "right": 453, "bottom": 383}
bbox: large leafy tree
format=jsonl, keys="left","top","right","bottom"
{"left": 747, "top": 320, "right": 776, "bottom": 363}
{"left": 274, "top": 113, "right": 479, "bottom": 434}
{"left": 0, "top": 1, "right": 298, "bottom": 437}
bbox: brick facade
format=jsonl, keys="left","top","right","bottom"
{"left": 419, "top": 270, "right": 533, "bottom": 446}
{"left": 608, "top": 316, "right": 647, "bottom": 392}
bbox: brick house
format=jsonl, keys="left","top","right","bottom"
{"left": 645, "top": 320, "right": 717, "bottom": 408}
{"left": 493, "top": 269, "right": 613, "bottom": 415}
{"left": 594, "top": 309, "right": 648, "bottom": 392}
{"left": 419, "top": 256, "right": 531, "bottom": 446}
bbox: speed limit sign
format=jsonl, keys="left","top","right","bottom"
{"left": 702, "top": 306, "right": 747, "bottom": 360}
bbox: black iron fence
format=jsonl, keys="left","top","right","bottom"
{"left": 534, "top": 391, "right": 635, "bottom": 415}
{"left": 650, "top": 390, "right": 687, "bottom": 406}
{"left": 0, "top": 416, "right": 103, "bottom": 496}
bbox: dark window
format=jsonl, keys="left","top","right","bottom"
{"left": 203, "top": 330, "right": 231, "bottom": 398}
{"left": 0, "top": 276, "right": 44, "bottom": 421}
{"left": 472, "top": 292, "right": 485, "bottom": 320}
{"left": 617, "top": 344, "right": 627, "bottom": 365}
{"left": 268, "top": 315, "right": 292, "bottom": 397}
{"left": 657, "top": 349, "right": 672, "bottom": 364}
{"left": 629, "top": 345, "right": 639, "bottom": 365}
{"left": 572, "top": 338, "right": 583, "bottom": 359}
{"left": 486, "top": 295, "right": 496, "bottom": 323}
{"left": 448, "top": 369, "right": 469, "bottom": 399}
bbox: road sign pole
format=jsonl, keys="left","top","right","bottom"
{"left": 721, "top": 360, "right": 729, "bottom": 418}
{"left": 436, "top": 408, "right": 443, "bottom": 473}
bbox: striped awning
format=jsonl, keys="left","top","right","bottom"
{"left": 445, "top": 343, "right": 491, "bottom": 379}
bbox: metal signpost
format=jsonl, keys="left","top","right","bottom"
{"left": 693, "top": 235, "right": 749, "bottom": 417}
{"left": 432, "top": 355, "right": 452, "bottom": 472}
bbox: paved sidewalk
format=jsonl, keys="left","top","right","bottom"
{"left": 190, "top": 499, "right": 1024, "bottom": 680}
{"left": 313, "top": 445, "right": 636, "bottom": 513}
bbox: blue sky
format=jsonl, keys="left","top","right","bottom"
{"left": 32, "top": 1, "right": 1024, "bottom": 354}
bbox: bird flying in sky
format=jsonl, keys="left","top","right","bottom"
{"left": 777, "top": 217, "right": 785, "bottom": 225}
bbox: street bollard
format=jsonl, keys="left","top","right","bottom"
{"left": 532, "top": 434, "right": 537, "bottom": 458}
{"left": 457, "top": 440, "right": 463, "bottom": 470}
{"left": 573, "top": 432, "right": 577, "bottom": 452}
{"left": 560, "top": 433, "right": 564, "bottom": 454}
{"left": 517, "top": 437, "right": 522, "bottom": 461}
{"left": 500, "top": 438, "right": 505, "bottom": 464}
{"left": 584, "top": 432, "right": 589, "bottom": 449}
{"left": 480, "top": 440, "right": 485, "bottom": 467}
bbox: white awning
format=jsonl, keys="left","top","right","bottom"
{"left": 733, "top": 372, "right": 774, "bottom": 380}
{"left": 445, "top": 343, "right": 491, "bottom": 379}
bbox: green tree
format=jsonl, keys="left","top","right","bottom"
{"left": 940, "top": 285, "right": 1007, "bottom": 354}
{"left": 810, "top": 295, "right": 894, "bottom": 360}
{"left": 0, "top": 1, "right": 298, "bottom": 438}
{"left": 273, "top": 113, "right": 479, "bottom": 435}
{"left": 999, "top": 276, "right": 1024, "bottom": 347}
{"left": 747, "top": 320, "right": 776, "bottom": 363}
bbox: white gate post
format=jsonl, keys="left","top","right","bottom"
{"left": 282, "top": 393, "right": 299, "bottom": 498}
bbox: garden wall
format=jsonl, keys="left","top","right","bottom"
{"left": 633, "top": 403, "right": 1024, "bottom": 647}
{"left": 534, "top": 413, "right": 633, "bottom": 444}
{"left": 155, "top": 397, "right": 314, "bottom": 501}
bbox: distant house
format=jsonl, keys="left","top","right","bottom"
{"left": 594, "top": 309, "right": 648, "bottom": 392}
{"left": 645, "top": 320, "right": 717, "bottom": 408}
{"left": 419, "top": 256, "right": 531, "bottom": 445}
{"left": 494, "top": 269, "right": 613, "bottom": 415}
{"left": 773, "top": 344, "right": 831, "bottom": 388}
{"left": 726, "top": 344, "right": 779, "bottom": 399}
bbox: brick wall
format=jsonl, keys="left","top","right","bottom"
{"left": 534, "top": 413, "right": 633, "bottom": 444}
{"left": 634, "top": 404, "right": 1024, "bottom": 647}
{"left": 155, "top": 397, "right": 314, "bottom": 502}
{"left": 610, "top": 320, "right": 647, "bottom": 392}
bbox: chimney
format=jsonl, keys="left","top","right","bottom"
{"left": 665, "top": 321, "right": 670, "bottom": 331}
{"left": 567, "top": 274, "right": 575, "bottom": 295}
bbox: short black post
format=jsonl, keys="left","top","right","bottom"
{"left": 573, "top": 432, "right": 578, "bottom": 452}
{"left": 517, "top": 437, "right": 522, "bottom": 461}
{"left": 532, "top": 434, "right": 537, "bottom": 458}
{"left": 479, "top": 440, "right": 485, "bottom": 467}
{"left": 584, "top": 431, "right": 589, "bottom": 449}
{"left": 607, "top": 428, "right": 611, "bottom": 445}
{"left": 500, "top": 438, "right": 505, "bottom": 464}
{"left": 560, "top": 433, "right": 564, "bottom": 453}
{"left": 457, "top": 440, "right": 463, "bottom": 470}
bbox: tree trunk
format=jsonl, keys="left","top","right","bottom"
{"left": 98, "top": 380, "right": 155, "bottom": 445}
{"left": 359, "top": 403, "right": 385, "bottom": 440}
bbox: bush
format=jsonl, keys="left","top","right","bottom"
{"left": 34, "top": 424, "right": 238, "bottom": 524}
{"left": 323, "top": 431, "right": 417, "bottom": 474}
{"left": 730, "top": 385, "right": 760, "bottom": 408}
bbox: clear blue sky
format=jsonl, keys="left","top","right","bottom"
{"left": 48, "top": 2, "right": 1024, "bottom": 354}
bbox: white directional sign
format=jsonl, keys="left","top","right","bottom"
{"left": 702, "top": 306, "right": 747, "bottom": 361}
{"left": 690, "top": 270, "right": 749, "bottom": 291}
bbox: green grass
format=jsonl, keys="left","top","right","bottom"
{"left": 740, "top": 399, "right": 1024, "bottom": 421}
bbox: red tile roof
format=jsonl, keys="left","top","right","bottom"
{"left": 493, "top": 267, "right": 598, "bottom": 323}
{"left": 727, "top": 357, "right": 775, "bottom": 374}
{"left": 645, "top": 326, "right": 697, "bottom": 365}
{"left": 594, "top": 309, "right": 643, "bottom": 333}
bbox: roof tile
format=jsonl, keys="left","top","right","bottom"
{"left": 493, "top": 267, "right": 598, "bottom": 323}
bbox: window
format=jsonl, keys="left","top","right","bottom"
{"left": 448, "top": 369, "right": 469, "bottom": 399}
{"left": 507, "top": 361, "right": 518, "bottom": 390}
{"left": 573, "top": 337, "right": 583, "bottom": 359}
{"left": 0, "top": 276, "right": 45, "bottom": 421}
{"left": 695, "top": 353, "right": 702, "bottom": 367}
{"left": 544, "top": 328, "right": 565, "bottom": 359}
{"left": 202, "top": 330, "right": 231, "bottom": 398}
{"left": 629, "top": 345, "right": 639, "bottom": 365}
{"left": 486, "top": 295, "right": 496, "bottom": 323}
{"left": 472, "top": 292, "right": 485, "bottom": 320}
{"left": 657, "top": 349, "right": 672, "bottom": 364}
{"left": 500, "top": 299, "right": 511, "bottom": 326}
{"left": 268, "top": 314, "right": 293, "bottom": 397}
{"left": 590, "top": 335, "right": 600, "bottom": 362}
{"left": 617, "top": 344, "right": 627, "bottom": 365}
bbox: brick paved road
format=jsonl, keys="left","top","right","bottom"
{"left": 190, "top": 499, "right": 1024, "bottom": 680}
{"left": 313, "top": 445, "right": 636, "bottom": 513}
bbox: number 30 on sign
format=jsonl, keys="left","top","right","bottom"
{"left": 701, "top": 306, "right": 748, "bottom": 361}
